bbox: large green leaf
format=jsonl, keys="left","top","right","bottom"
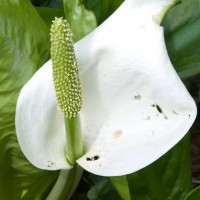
{"left": 31, "top": 0, "right": 63, "bottom": 9}
{"left": 32, "top": 0, "right": 98, "bottom": 42}
{"left": 110, "top": 176, "right": 131, "bottom": 200}
{"left": 0, "top": 0, "right": 59, "bottom": 199}
{"left": 63, "top": 0, "right": 97, "bottom": 42}
{"left": 162, "top": 0, "right": 200, "bottom": 79}
{"left": 87, "top": 176, "right": 121, "bottom": 200}
{"left": 35, "top": 7, "right": 65, "bottom": 30}
{"left": 184, "top": 186, "right": 200, "bottom": 200}
{"left": 84, "top": 0, "right": 124, "bottom": 25}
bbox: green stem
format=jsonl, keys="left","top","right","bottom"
{"left": 47, "top": 165, "right": 83, "bottom": 200}
{"left": 110, "top": 176, "right": 132, "bottom": 200}
{"left": 65, "top": 114, "right": 83, "bottom": 166}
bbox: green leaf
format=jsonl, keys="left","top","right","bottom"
{"left": 184, "top": 186, "right": 200, "bottom": 200}
{"left": 31, "top": 0, "right": 49, "bottom": 5}
{"left": 31, "top": 0, "right": 63, "bottom": 9}
{"left": 35, "top": 7, "right": 65, "bottom": 30}
{"left": 0, "top": 0, "right": 59, "bottom": 199}
{"left": 87, "top": 177, "right": 121, "bottom": 200}
{"left": 63, "top": 0, "right": 97, "bottom": 42}
{"left": 162, "top": 0, "right": 200, "bottom": 79}
{"left": 110, "top": 176, "right": 131, "bottom": 200}
{"left": 84, "top": 0, "right": 124, "bottom": 25}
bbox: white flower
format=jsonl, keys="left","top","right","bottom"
{"left": 16, "top": 0, "right": 196, "bottom": 176}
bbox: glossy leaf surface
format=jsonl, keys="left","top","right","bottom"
{"left": 163, "top": 0, "right": 200, "bottom": 79}
{"left": 84, "top": 0, "right": 124, "bottom": 25}
{"left": 0, "top": 0, "right": 59, "bottom": 199}
{"left": 184, "top": 186, "right": 200, "bottom": 200}
{"left": 63, "top": 0, "right": 97, "bottom": 42}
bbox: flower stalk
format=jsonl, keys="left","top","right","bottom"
{"left": 64, "top": 115, "right": 82, "bottom": 165}
{"left": 50, "top": 17, "right": 83, "bottom": 166}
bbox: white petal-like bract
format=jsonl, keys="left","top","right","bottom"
{"left": 16, "top": 0, "right": 196, "bottom": 175}
{"left": 16, "top": 61, "right": 71, "bottom": 170}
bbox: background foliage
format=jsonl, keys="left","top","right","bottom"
{"left": 0, "top": 0, "right": 199, "bottom": 199}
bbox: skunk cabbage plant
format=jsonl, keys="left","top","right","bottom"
{"left": 16, "top": 0, "right": 196, "bottom": 177}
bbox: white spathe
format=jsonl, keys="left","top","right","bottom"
{"left": 16, "top": 0, "right": 197, "bottom": 176}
